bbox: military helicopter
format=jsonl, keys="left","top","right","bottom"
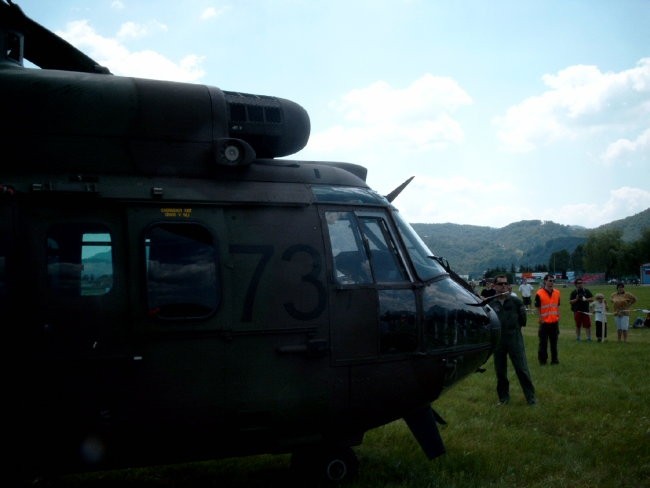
{"left": 0, "top": 1, "right": 500, "bottom": 482}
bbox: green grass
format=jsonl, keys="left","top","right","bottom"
{"left": 58, "top": 285, "right": 650, "bottom": 487}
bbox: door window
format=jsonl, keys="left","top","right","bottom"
{"left": 325, "top": 210, "right": 416, "bottom": 357}
{"left": 326, "top": 211, "right": 408, "bottom": 284}
{"left": 326, "top": 211, "right": 372, "bottom": 285}
{"left": 359, "top": 216, "right": 409, "bottom": 283}
{"left": 145, "top": 223, "right": 219, "bottom": 319}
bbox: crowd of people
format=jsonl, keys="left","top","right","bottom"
{"left": 478, "top": 275, "right": 645, "bottom": 407}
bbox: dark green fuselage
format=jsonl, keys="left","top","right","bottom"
{"left": 0, "top": 1, "right": 499, "bottom": 477}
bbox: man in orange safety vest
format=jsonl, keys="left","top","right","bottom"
{"left": 535, "top": 274, "right": 561, "bottom": 365}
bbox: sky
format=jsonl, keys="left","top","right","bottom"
{"left": 12, "top": 0, "right": 650, "bottom": 229}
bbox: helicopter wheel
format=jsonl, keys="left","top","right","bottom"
{"left": 291, "top": 446, "right": 359, "bottom": 482}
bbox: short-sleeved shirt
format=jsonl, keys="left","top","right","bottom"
{"left": 610, "top": 291, "right": 636, "bottom": 317}
{"left": 519, "top": 283, "right": 533, "bottom": 298}
{"left": 570, "top": 288, "right": 593, "bottom": 313}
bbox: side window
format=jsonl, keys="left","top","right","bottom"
{"left": 326, "top": 211, "right": 408, "bottom": 284}
{"left": 47, "top": 224, "right": 114, "bottom": 296}
{"left": 326, "top": 211, "right": 372, "bottom": 285}
{"left": 359, "top": 217, "right": 408, "bottom": 283}
{"left": 145, "top": 223, "right": 219, "bottom": 320}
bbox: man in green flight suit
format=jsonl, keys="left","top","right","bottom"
{"left": 490, "top": 275, "right": 536, "bottom": 405}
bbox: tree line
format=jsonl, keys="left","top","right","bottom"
{"left": 485, "top": 227, "right": 650, "bottom": 281}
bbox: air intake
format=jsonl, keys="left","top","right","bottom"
{"left": 225, "top": 91, "right": 310, "bottom": 158}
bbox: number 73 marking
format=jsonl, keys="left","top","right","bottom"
{"left": 229, "top": 244, "right": 326, "bottom": 322}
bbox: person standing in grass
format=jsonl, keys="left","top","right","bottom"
{"left": 569, "top": 278, "right": 594, "bottom": 341}
{"left": 535, "top": 274, "right": 561, "bottom": 365}
{"left": 518, "top": 278, "right": 533, "bottom": 310}
{"left": 590, "top": 293, "right": 608, "bottom": 342}
{"left": 491, "top": 275, "right": 536, "bottom": 405}
{"left": 611, "top": 283, "right": 637, "bottom": 342}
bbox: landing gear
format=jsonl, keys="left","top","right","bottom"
{"left": 291, "top": 446, "right": 359, "bottom": 482}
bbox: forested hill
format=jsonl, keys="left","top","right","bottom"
{"left": 595, "top": 207, "right": 650, "bottom": 242}
{"left": 412, "top": 207, "right": 650, "bottom": 277}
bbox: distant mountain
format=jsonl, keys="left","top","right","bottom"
{"left": 594, "top": 208, "right": 650, "bottom": 242}
{"left": 82, "top": 250, "right": 113, "bottom": 280}
{"left": 412, "top": 208, "right": 649, "bottom": 277}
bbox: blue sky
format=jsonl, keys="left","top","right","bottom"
{"left": 14, "top": 0, "right": 650, "bottom": 228}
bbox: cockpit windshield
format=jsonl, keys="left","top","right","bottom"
{"left": 393, "top": 211, "right": 446, "bottom": 282}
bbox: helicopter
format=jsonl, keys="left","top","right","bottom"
{"left": 0, "top": 0, "right": 500, "bottom": 482}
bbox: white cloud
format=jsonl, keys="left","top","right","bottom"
{"left": 112, "top": 50, "right": 205, "bottom": 82}
{"left": 390, "top": 174, "right": 650, "bottom": 229}
{"left": 495, "top": 58, "right": 650, "bottom": 153}
{"left": 305, "top": 74, "right": 472, "bottom": 156}
{"left": 57, "top": 20, "right": 204, "bottom": 82}
{"left": 337, "top": 75, "right": 472, "bottom": 123}
{"left": 117, "top": 20, "right": 168, "bottom": 40}
{"left": 601, "top": 127, "right": 650, "bottom": 166}
{"left": 200, "top": 6, "right": 229, "bottom": 20}
{"left": 551, "top": 187, "right": 650, "bottom": 228}
{"left": 391, "top": 175, "right": 520, "bottom": 226}
{"left": 111, "top": 1, "right": 125, "bottom": 9}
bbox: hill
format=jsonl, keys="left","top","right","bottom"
{"left": 412, "top": 208, "right": 649, "bottom": 277}
{"left": 595, "top": 207, "right": 650, "bottom": 241}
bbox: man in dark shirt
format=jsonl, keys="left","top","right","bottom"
{"left": 491, "top": 275, "right": 536, "bottom": 405}
{"left": 569, "top": 278, "right": 594, "bottom": 341}
{"left": 480, "top": 279, "right": 496, "bottom": 298}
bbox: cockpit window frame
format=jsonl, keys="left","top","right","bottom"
{"left": 358, "top": 215, "right": 410, "bottom": 284}
{"left": 392, "top": 210, "right": 447, "bottom": 282}
{"left": 312, "top": 185, "right": 388, "bottom": 206}
{"left": 322, "top": 207, "right": 414, "bottom": 287}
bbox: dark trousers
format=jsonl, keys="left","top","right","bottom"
{"left": 538, "top": 322, "right": 559, "bottom": 364}
{"left": 494, "top": 331, "right": 535, "bottom": 403}
{"left": 596, "top": 321, "right": 607, "bottom": 341}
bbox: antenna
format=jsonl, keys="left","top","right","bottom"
{"left": 385, "top": 176, "right": 414, "bottom": 202}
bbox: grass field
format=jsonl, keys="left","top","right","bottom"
{"left": 59, "top": 285, "right": 650, "bottom": 487}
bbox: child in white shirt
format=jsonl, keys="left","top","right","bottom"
{"left": 590, "top": 293, "right": 608, "bottom": 342}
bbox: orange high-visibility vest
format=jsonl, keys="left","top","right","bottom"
{"left": 536, "top": 288, "right": 560, "bottom": 323}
